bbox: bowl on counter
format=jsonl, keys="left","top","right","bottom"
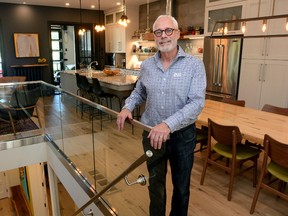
{"left": 103, "top": 68, "right": 120, "bottom": 76}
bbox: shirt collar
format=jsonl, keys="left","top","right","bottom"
{"left": 154, "top": 45, "right": 186, "bottom": 63}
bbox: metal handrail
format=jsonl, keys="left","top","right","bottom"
{"left": 72, "top": 150, "right": 153, "bottom": 216}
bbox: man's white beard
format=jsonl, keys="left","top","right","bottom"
{"left": 157, "top": 40, "right": 177, "bottom": 53}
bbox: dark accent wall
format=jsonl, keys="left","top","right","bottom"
{"left": 0, "top": 3, "right": 105, "bottom": 83}
{"left": 139, "top": 0, "right": 205, "bottom": 32}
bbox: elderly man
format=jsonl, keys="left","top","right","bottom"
{"left": 117, "top": 15, "right": 206, "bottom": 216}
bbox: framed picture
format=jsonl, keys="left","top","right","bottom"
{"left": 14, "top": 33, "right": 40, "bottom": 58}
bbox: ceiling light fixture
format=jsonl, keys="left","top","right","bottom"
{"left": 95, "top": 0, "right": 105, "bottom": 32}
{"left": 78, "top": 0, "right": 85, "bottom": 35}
{"left": 211, "top": 14, "right": 288, "bottom": 38}
{"left": 118, "top": 0, "right": 130, "bottom": 27}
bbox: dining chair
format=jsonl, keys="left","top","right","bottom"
{"left": 195, "top": 98, "right": 246, "bottom": 153}
{"left": 245, "top": 104, "right": 288, "bottom": 149}
{"left": 222, "top": 97, "right": 246, "bottom": 107}
{"left": 250, "top": 134, "right": 288, "bottom": 214}
{"left": 0, "top": 87, "right": 41, "bottom": 135}
{"left": 261, "top": 104, "right": 288, "bottom": 116}
{"left": 200, "top": 118, "right": 261, "bottom": 201}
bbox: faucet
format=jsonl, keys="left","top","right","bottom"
{"left": 87, "top": 61, "right": 98, "bottom": 70}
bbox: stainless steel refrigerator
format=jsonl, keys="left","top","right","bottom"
{"left": 203, "top": 36, "right": 242, "bottom": 101}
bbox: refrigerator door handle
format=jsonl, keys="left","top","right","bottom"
{"left": 217, "top": 44, "right": 224, "bottom": 87}
{"left": 213, "top": 45, "right": 220, "bottom": 85}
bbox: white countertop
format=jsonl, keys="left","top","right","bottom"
{"left": 62, "top": 70, "right": 138, "bottom": 91}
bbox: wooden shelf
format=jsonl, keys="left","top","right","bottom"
{"left": 132, "top": 52, "right": 156, "bottom": 56}
{"left": 11, "top": 64, "right": 49, "bottom": 68}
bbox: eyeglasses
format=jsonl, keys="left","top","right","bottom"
{"left": 153, "top": 28, "right": 176, "bottom": 37}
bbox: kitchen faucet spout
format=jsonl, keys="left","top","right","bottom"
{"left": 87, "top": 61, "right": 98, "bottom": 70}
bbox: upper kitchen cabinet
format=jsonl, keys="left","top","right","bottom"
{"left": 239, "top": 0, "right": 288, "bottom": 109}
{"left": 204, "top": 0, "right": 247, "bottom": 35}
{"left": 242, "top": 0, "right": 288, "bottom": 59}
{"left": 245, "top": 0, "right": 288, "bottom": 36}
{"left": 105, "top": 24, "right": 126, "bottom": 53}
{"left": 105, "top": 10, "right": 126, "bottom": 53}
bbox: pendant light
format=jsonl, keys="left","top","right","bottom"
{"left": 95, "top": 0, "right": 105, "bottom": 32}
{"left": 262, "top": 19, "right": 267, "bottom": 32}
{"left": 78, "top": 0, "right": 85, "bottom": 35}
{"left": 241, "top": 21, "right": 246, "bottom": 33}
{"left": 118, "top": 0, "right": 130, "bottom": 27}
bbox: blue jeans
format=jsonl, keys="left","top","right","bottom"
{"left": 142, "top": 124, "right": 196, "bottom": 216}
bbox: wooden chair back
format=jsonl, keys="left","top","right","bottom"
{"left": 222, "top": 97, "right": 245, "bottom": 107}
{"left": 262, "top": 104, "right": 288, "bottom": 116}
{"left": 208, "top": 118, "right": 242, "bottom": 146}
{"left": 250, "top": 134, "right": 288, "bottom": 213}
{"left": 264, "top": 134, "right": 288, "bottom": 169}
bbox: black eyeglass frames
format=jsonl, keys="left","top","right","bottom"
{"left": 153, "top": 28, "right": 176, "bottom": 37}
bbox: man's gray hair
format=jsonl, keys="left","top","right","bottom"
{"left": 152, "top": 15, "right": 179, "bottom": 31}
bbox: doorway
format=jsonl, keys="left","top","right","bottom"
{"left": 50, "top": 25, "right": 76, "bottom": 86}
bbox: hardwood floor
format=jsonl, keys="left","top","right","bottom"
{"left": 1, "top": 94, "right": 287, "bottom": 216}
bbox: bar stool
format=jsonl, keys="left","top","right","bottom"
{"left": 91, "top": 78, "right": 120, "bottom": 129}
{"left": 75, "top": 73, "right": 93, "bottom": 117}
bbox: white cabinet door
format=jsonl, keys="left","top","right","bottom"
{"left": 242, "top": 37, "right": 288, "bottom": 60}
{"left": 105, "top": 24, "right": 125, "bottom": 53}
{"left": 245, "top": 0, "right": 288, "bottom": 36}
{"left": 238, "top": 59, "right": 263, "bottom": 109}
{"left": 238, "top": 59, "right": 288, "bottom": 109}
{"left": 259, "top": 60, "right": 288, "bottom": 109}
{"left": 105, "top": 25, "right": 113, "bottom": 53}
{"left": 112, "top": 24, "right": 126, "bottom": 53}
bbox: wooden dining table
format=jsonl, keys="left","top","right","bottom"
{"left": 196, "top": 100, "right": 288, "bottom": 145}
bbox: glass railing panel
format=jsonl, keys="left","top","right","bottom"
{"left": 48, "top": 84, "right": 151, "bottom": 215}
{"left": 1, "top": 80, "right": 152, "bottom": 215}
{"left": 0, "top": 82, "right": 44, "bottom": 141}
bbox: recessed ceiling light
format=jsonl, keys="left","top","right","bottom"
{"left": 117, "top": 2, "right": 121, "bottom": 6}
{"left": 65, "top": 3, "right": 70, "bottom": 6}
{"left": 23, "top": 2, "right": 26, "bottom": 4}
{"left": 91, "top": 5, "right": 95, "bottom": 8}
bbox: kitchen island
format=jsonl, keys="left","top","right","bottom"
{"left": 60, "top": 69, "right": 138, "bottom": 103}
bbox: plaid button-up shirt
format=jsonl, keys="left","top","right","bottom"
{"left": 123, "top": 46, "right": 206, "bottom": 133}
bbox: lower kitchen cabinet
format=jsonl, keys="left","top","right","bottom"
{"left": 238, "top": 59, "right": 288, "bottom": 110}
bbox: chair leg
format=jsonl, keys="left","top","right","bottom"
{"left": 7, "top": 111, "right": 16, "bottom": 135}
{"left": 250, "top": 176, "right": 264, "bottom": 214}
{"left": 228, "top": 166, "right": 235, "bottom": 201}
{"left": 200, "top": 152, "right": 210, "bottom": 185}
{"left": 253, "top": 158, "right": 258, "bottom": 187}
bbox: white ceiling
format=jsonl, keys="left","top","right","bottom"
{"left": 0, "top": 0, "right": 157, "bottom": 11}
